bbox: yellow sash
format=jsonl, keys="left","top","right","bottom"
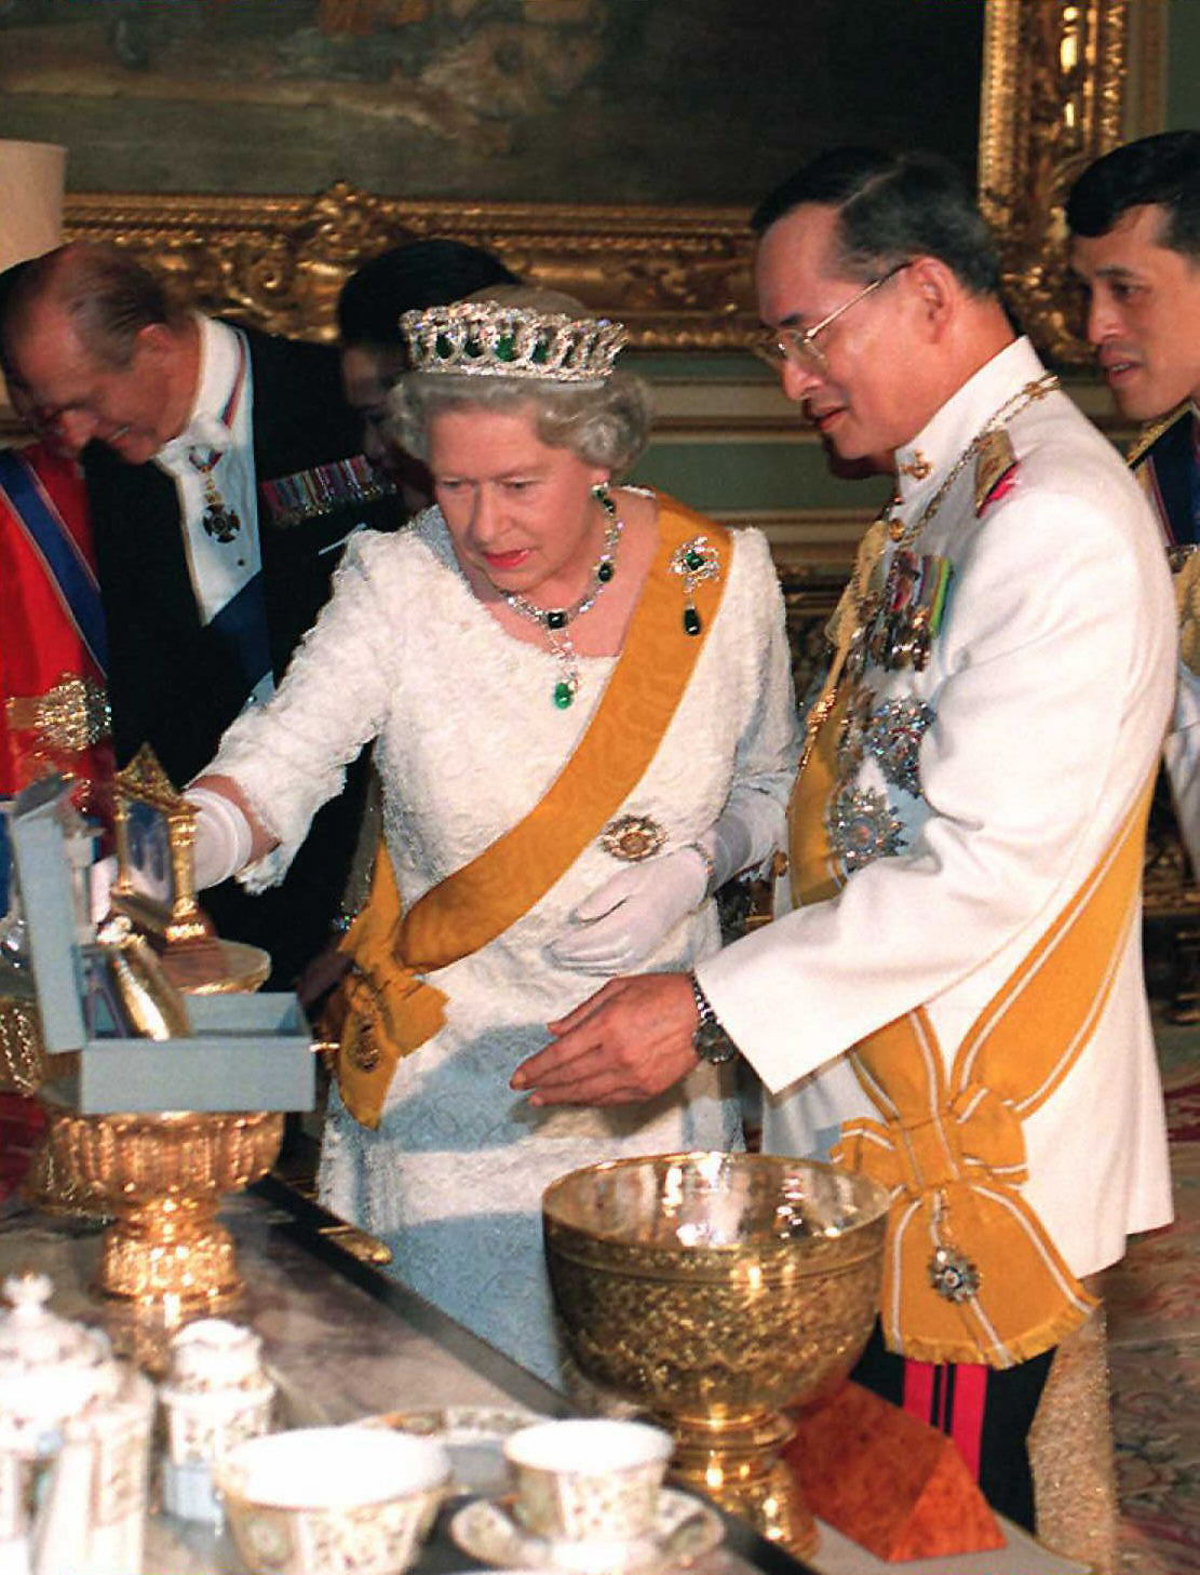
{"left": 789, "top": 683, "right": 851, "bottom": 907}
{"left": 329, "top": 499, "right": 732, "bottom": 1128}
{"left": 830, "top": 774, "right": 1154, "bottom": 1366}
{"left": 788, "top": 517, "right": 888, "bottom": 907}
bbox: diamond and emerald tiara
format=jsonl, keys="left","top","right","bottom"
{"left": 399, "top": 300, "right": 627, "bottom": 383}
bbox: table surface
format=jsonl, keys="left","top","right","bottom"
{"left": 0, "top": 1178, "right": 1086, "bottom": 1575}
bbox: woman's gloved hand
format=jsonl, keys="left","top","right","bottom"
{"left": 186, "top": 784, "right": 254, "bottom": 891}
{"left": 547, "top": 844, "right": 710, "bottom": 975}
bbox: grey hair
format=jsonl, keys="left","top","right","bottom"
{"left": 388, "top": 369, "right": 652, "bottom": 474}
{"left": 4, "top": 241, "right": 186, "bottom": 371}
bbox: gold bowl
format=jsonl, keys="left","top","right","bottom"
{"left": 40, "top": 1101, "right": 284, "bottom": 1308}
{"left": 543, "top": 1151, "right": 889, "bottom": 1557}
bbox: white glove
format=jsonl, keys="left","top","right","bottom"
{"left": 89, "top": 854, "right": 118, "bottom": 924}
{"left": 186, "top": 785, "right": 254, "bottom": 891}
{"left": 548, "top": 844, "right": 710, "bottom": 975}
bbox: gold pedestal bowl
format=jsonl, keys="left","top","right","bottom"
{"left": 543, "top": 1152, "right": 889, "bottom": 1559}
{"left": 39, "top": 1099, "right": 283, "bottom": 1308}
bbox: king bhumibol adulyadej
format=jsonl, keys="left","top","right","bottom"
{"left": 512, "top": 150, "right": 1176, "bottom": 1546}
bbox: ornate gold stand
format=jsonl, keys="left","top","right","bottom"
{"left": 667, "top": 1409, "right": 816, "bottom": 1556}
{"left": 40, "top": 1102, "right": 283, "bottom": 1306}
{"left": 8, "top": 924, "right": 282, "bottom": 1309}
{"left": 160, "top": 937, "right": 272, "bottom": 996}
{"left": 1, "top": 977, "right": 105, "bottom": 1217}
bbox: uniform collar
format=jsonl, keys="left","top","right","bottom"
{"left": 893, "top": 337, "right": 1046, "bottom": 512}
{"left": 156, "top": 315, "right": 245, "bottom": 462}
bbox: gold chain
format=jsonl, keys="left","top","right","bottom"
{"left": 885, "top": 373, "right": 1059, "bottom": 551}
{"left": 796, "top": 370, "right": 1059, "bottom": 778}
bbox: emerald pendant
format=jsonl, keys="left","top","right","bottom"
{"left": 597, "top": 560, "right": 614, "bottom": 583}
{"left": 683, "top": 606, "right": 702, "bottom": 636}
{"left": 553, "top": 681, "right": 574, "bottom": 709}
{"left": 546, "top": 609, "right": 567, "bottom": 631}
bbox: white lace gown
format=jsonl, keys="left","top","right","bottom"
{"left": 209, "top": 502, "right": 798, "bottom": 1382}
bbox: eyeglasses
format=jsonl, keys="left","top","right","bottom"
{"left": 757, "top": 260, "right": 912, "bottom": 374}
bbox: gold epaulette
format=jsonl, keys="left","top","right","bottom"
{"left": 1125, "top": 400, "right": 1195, "bottom": 468}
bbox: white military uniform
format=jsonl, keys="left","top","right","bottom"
{"left": 700, "top": 336, "right": 1176, "bottom": 1288}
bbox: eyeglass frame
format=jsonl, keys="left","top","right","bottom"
{"left": 757, "top": 260, "right": 913, "bottom": 374}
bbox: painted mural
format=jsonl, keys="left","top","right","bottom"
{"left": 0, "top": 0, "right": 984, "bottom": 202}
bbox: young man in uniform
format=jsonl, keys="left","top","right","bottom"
{"left": 1068, "top": 130, "right": 1200, "bottom": 872}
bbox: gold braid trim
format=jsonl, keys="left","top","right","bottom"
{"left": 1125, "top": 400, "right": 1194, "bottom": 468}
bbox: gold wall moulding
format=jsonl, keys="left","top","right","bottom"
{"left": 64, "top": 187, "right": 759, "bottom": 352}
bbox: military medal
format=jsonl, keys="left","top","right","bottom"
{"left": 188, "top": 447, "right": 242, "bottom": 543}
{"left": 866, "top": 550, "right": 953, "bottom": 672}
{"left": 186, "top": 335, "right": 249, "bottom": 545}
{"left": 928, "top": 1243, "right": 981, "bottom": 1303}
{"left": 600, "top": 813, "right": 666, "bottom": 861}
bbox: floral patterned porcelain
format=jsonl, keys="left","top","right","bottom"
{"left": 503, "top": 1418, "right": 671, "bottom": 1542}
{"left": 215, "top": 1425, "right": 450, "bottom": 1575}
{"left": 159, "top": 1317, "right": 276, "bottom": 1523}
{"left": 0, "top": 1271, "right": 154, "bottom": 1575}
{"left": 448, "top": 1487, "right": 722, "bottom": 1574}
{"left": 359, "top": 1406, "right": 543, "bottom": 1496}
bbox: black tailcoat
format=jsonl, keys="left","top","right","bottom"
{"left": 87, "top": 323, "right": 400, "bottom": 987}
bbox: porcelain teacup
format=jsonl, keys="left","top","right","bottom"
{"left": 503, "top": 1418, "right": 673, "bottom": 1544}
{"left": 216, "top": 1425, "right": 451, "bottom": 1575}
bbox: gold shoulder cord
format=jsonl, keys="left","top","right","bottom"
{"left": 1125, "top": 399, "right": 1193, "bottom": 468}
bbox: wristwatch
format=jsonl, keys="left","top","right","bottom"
{"left": 689, "top": 974, "right": 739, "bottom": 1065}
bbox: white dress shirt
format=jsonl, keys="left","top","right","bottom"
{"left": 154, "top": 315, "right": 272, "bottom": 707}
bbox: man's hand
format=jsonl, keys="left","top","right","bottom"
{"left": 510, "top": 972, "right": 700, "bottom": 1107}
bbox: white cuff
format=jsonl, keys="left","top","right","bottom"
{"left": 186, "top": 785, "right": 254, "bottom": 891}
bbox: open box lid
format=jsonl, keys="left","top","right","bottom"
{"left": 11, "top": 777, "right": 314, "bottom": 1114}
{"left": 10, "top": 776, "right": 87, "bottom": 1052}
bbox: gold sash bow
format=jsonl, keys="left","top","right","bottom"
{"left": 329, "top": 499, "right": 732, "bottom": 1128}
{"left": 830, "top": 773, "right": 1154, "bottom": 1366}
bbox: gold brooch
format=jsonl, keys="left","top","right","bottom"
{"left": 899, "top": 450, "right": 932, "bottom": 481}
{"left": 600, "top": 814, "right": 666, "bottom": 862}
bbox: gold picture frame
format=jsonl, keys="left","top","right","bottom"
{"left": 59, "top": 1, "right": 1164, "bottom": 358}
{"left": 111, "top": 744, "right": 213, "bottom": 947}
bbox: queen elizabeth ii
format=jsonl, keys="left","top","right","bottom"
{"left": 187, "top": 288, "right": 798, "bottom": 1381}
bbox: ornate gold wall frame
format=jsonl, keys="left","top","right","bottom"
{"left": 57, "top": 1, "right": 1163, "bottom": 356}
{"left": 63, "top": 185, "right": 756, "bottom": 351}
{"left": 979, "top": 0, "right": 1166, "bottom": 364}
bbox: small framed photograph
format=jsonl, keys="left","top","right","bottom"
{"left": 111, "top": 746, "right": 214, "bottom": 946}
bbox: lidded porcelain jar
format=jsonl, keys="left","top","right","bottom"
{"left": 0, "top": 1271, "right": 153, "bottom": 1575}
{"left": 159, "top": 1317, "right": 276, "bottom": 1524}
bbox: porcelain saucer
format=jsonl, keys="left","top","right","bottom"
{"left": 359, "top": 1405, "right": 545, "bottom": 1496}
{"left": 448, "top": 1487, "right": 723, "bottom": 1572}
